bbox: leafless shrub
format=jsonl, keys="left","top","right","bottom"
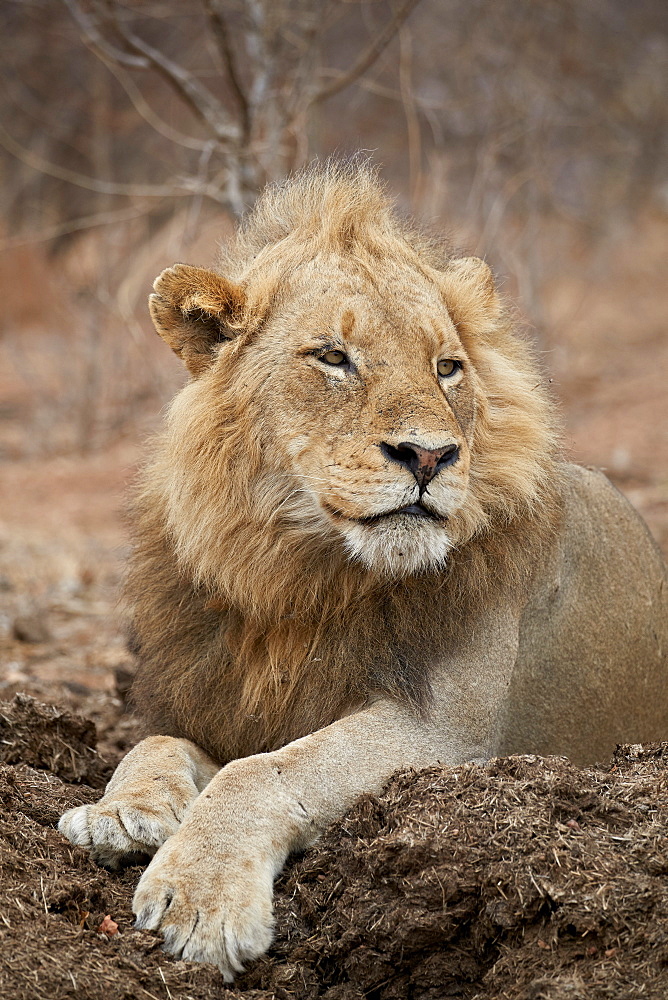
{"left": 0, "top": 0, "right": 665, "bottom": 454}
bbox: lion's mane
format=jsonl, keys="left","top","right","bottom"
{"left": 128, "top": 163, "right": 562, "bottom": 764}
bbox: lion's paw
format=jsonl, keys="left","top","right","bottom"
{"left": 133, "top": 834, "right": 274, "bottom": 981}
{"left": 58, "top": 779, "right": 198, "bottom": 869}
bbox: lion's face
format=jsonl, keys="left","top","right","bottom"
{"left": 150, "top": 253, "right": 508, "bottom": 583}
{"left": 150, "top": 192, "right": 553, "bottom": 603}
{"left": 249, "top": 259, "right": 478, "bottom": 575}
{"left": 143, "top": 165, "right": 556, "bottom": 661}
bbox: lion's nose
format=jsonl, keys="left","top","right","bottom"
{"left": 379, "top": 440, "right": 460, "bottom": 489}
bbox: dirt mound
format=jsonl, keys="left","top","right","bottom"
{"left": 251, "top": 746, "right": 668, "bottom": 999}
{"left": 0, "top": 763, "right": 240, "bottom": 1000}
{"left": 1, "top": 699, "right": 668, "bottom": 1000}
{"left": 0, "top": 693, "right": 111, "bottom": 787}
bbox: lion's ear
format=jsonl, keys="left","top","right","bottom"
{"left": 149, "top": 263, "right": 245, "bottom": 377}
{"left": 440, "top": 257, "right": 500, "bottom": 335}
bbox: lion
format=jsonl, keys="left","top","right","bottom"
{"left": 59, "top": 163, "right": 668, "bottom": 980}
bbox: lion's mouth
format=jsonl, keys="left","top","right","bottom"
{"left": 359, "top": 502, "right": 444, "bottom": 526}
{"left": 321, "top": 499, "right": 446, "bottom": 526}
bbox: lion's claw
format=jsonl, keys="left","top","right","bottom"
{"left": 58, "top": 779, "right": 198, "bottom": 869}
{"left": 132, "top": 836, "right": 274, "bottom": 981}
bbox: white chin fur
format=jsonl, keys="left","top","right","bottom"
{"left": 341, "top": 517, "right": 453, "bottom": 577}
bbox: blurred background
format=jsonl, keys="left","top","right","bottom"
{"left": 0, "top": 0, "right": 666, "bottom": 727}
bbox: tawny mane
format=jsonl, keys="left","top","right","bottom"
{"left": 128, "top": 162, "right": 561, "bottom": 765}
{"left": 223, "top": 159, "right": 439, "bottom": 274}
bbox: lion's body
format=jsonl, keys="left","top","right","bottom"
{"left": 500, "top": 464, "right": 666, "bottom": 762}
{"left": 59, "top": 164, "right": 667, "bottom": 979}
{"left": 128, "top": 461, "right": 666, "bottom": 769}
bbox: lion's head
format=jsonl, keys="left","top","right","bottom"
{"left": 146, "top": 163, "right": 557, "bottom": 621}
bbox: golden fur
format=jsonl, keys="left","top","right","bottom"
{"left": 129, "top": 162, "right": 561, "bottom": 764}
{"left": 60, "top": 163, "right": 667, "bottom": 981}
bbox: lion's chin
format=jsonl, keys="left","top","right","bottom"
{"left": 340, "top": 516, "right": 453, "bottom": 578}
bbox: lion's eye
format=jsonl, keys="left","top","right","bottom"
{"left": 321, "top": 349, "right": 348, "bottom": 366}
{"left": 437, "top": 359, "right": 460, "bottom": 378}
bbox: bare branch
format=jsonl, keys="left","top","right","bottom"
{"left": 204, "top": 0, "right": 251, "bottom": 140}
{"left": 98, "top": 55, "right": 213, "bottom": 152}
{"left": 399, "top": 27, "right": 422, "bottom": 203}
{"left": 61, "top": 0, "right": 149, "bottom": 69}
{"left": 0, "top": 123, "right": 226, "bottom": 201}
{"left": 0, "top": 204, "right": 156, "bottom": 251}
{"left": 310, "top": 0, "right": 423, "bottom": 106}
{"left": 111, "top": 14, "right": 240, "bottom": 144}
{"left": 62, "top": 0, "right": 240, "bottom": 145}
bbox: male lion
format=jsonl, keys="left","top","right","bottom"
{"left": 59, "top": 163, "right": 667, "bottom": 980}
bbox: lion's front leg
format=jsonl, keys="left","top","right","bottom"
{"left": 58, "top": 736, "right": 219, "bottom": 868}
{"left": 132, "top": 700, "right": 451, "bottom": 980}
